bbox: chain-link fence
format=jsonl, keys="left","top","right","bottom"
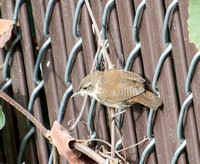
{"left": 0, "top": 0, "right": 199, "bottom": 163}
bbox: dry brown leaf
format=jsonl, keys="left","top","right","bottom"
{"left": 51, "top": 121, "right": 97, "bottom": 164}
{"left": 0, "top": 19, "right": 14, "bottom": 48}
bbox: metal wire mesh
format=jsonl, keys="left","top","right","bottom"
{"left": 0, "top": 0, "right": 199, "bottom": 163}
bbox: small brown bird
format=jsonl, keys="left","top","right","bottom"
{"left": 72, "top": 69, "right": 162, "bottom": 110}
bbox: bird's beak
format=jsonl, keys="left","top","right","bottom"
{"left": 71, "top": 92, "right": 79, "bottom": 98}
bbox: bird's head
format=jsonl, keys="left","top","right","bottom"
{"left": 71, "top": 71, "right": 100, "bottom": 98}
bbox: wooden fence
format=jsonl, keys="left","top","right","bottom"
{"left": 0, "top": 0, "right": 199, "bottom": 163}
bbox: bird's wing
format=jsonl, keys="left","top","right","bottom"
{"left": 120, "top": 70, "right": 145, "bottom": 83}
{"left": 96, "top": 70, "right": 145, "bottom": 104}
{"left": 97, "top": 81, "right": 145, "bottom": 103}
{"left": 116, "top": 82, "right": 145, "bottom": 102}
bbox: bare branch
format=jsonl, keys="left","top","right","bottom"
{"left": 0, "top": 90, "right": 51, "bottom": 140}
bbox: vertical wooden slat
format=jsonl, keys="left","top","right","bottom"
{"left": 59, "top": 0, "right": 79, "bottom": 139}
{"left": 30, "top": 0, "right": 60, "bottom": 128}
{"left": 59, "top": 0, "right": 89, "bottom": 140}
{"left": 115, "top": 0, "right": 156, "bottom": 163}
{"left": 0, "top": 130, "right": 6, "bottom": 163}
{"left": 0, "top": 48, "right": 19, "bottom": 164}
{"left": 90, "top": 1, "right": 110, "bottom": 145}
{"left": 133, "top": 0, "right": 187, "bottom": 163}
{"left": 102, "top": 0, "right": 124, "bottom": 69}
{"left": 19, "top": 1, "right": 48, "bottom": 163}
{"left": 31, "top": 0, "right": 67, "bottom": 163}
{"left": 0, "top": 0, "right": 199, "bottom": 163}
{"left": 1, "top": 0, "right": 38, "bottom": 163}
{"left": 178, "top": 1, "right": 200, "bottom": 163}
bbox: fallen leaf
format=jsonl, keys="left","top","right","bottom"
{"left": 51, "top": 121, "right": 82, "bottom": 163}
{"left": 0, "top": 19, "right": 14, "bottom": 48}
{"left": 51, "top": 121, "right": 97, "bottom": 164}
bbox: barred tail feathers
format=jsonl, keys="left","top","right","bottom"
{"left": 133, "top": 91, "right": 163, "bottom": 110}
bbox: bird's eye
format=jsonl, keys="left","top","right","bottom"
{"left": 83, "top": 86, "right": 87, "bottom": 90}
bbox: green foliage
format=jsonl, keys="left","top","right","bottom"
{"left": 188, "top": 0, "right": 200, "bottom": 50}
{"left": 0, "top": 105, "right": 5, "bottom": 130}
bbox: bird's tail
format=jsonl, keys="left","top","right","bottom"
{"left": 134, "top": 91, "right": 163, "bottom": 110}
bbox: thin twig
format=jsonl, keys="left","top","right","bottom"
{"left": 117, "top": 136, "right": 149, "bottom": 153}
{"left": 86, "top": 138, "right": 112, "bottom": 147}
{"left": 74, "top": 142, "right": 106, "bottom": 163}
{"left": 115, "top": 122, "right": 127, "bottom": 163}
{"left": 91, "top": 40, "right": 108, "bottom": 73}
{"left": 0, "top": 90, "right": 51, "bottom": 140}
{"left": 91, "top": 44, "right": 101, "bottom": 73}
{"left": 110, "top": 108, "right": 116, "bottom": 158}
{"left": 98, "top": 151, "right": 116, "bottom": 161}
{"left": 101, "top": 137, "right": 148, "bottom": 162}
{"left": 76, "top": 138, "right": 126, "bottom": 162}
{"left": 84, "top": 0, "right": 113, "bottom": 69}
{"left": 53, "top": 145, "right": 59, "bottom": 164}
{"left": 68, "top": 95, "right": 88, "bottom": 132}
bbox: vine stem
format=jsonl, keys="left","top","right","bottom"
{"left": 84, "top": 0, "right": 113, "bottom": 69}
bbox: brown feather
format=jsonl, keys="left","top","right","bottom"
{"left": 128, "top": 90, "right": 163, "bottom": 110}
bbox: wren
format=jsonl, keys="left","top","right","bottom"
{"left": 72, "top": 69, "right": 163, "bottom": 110}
